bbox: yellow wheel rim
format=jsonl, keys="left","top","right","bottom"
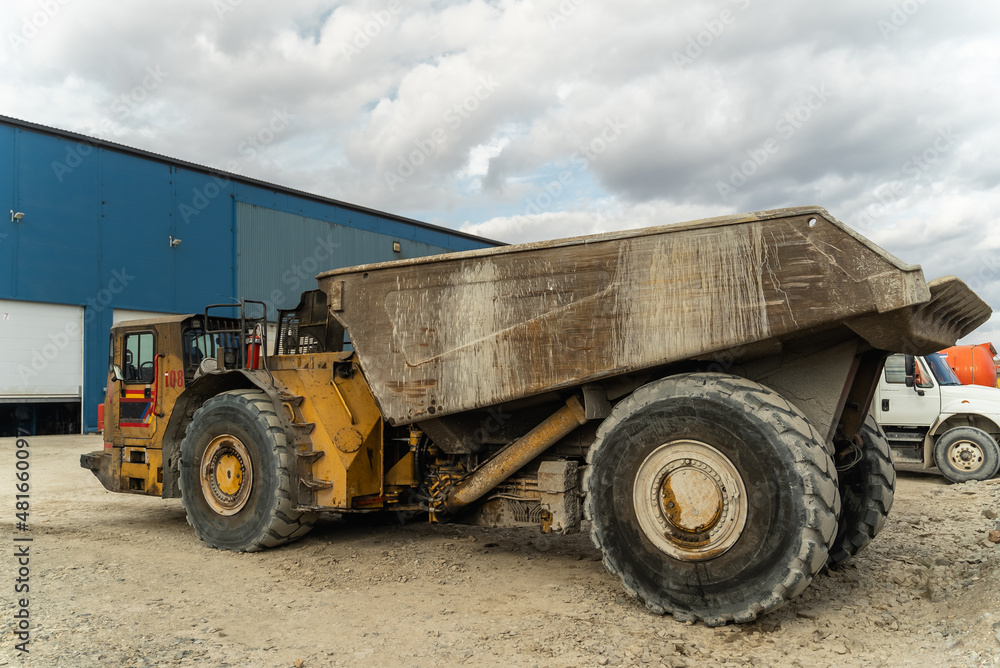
{"left": 201, "top": 434, "right": 253, "bottom": 516}
{"left": 214, "top": 453, "right": 243, "bottom": 496}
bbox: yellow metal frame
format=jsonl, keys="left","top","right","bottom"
{"left": 104, "top": 323, "right": 409, "bottom": 510}
{"left": 269, "top": 354, "right": 385, "bottom": 509}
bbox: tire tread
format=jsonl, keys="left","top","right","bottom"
{"left": 584, "top": 372, "right": 840, "bottom": 626}
{"left": 179, "top": 389, "right": 317, "bottom": 552}
{"left": 826, "top": 417, "right": 895, "bottom": 568}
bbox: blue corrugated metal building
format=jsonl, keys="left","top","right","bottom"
{"left": 0, "top": 115, "right": 498, "bottom": 435}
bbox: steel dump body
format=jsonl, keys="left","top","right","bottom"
{"left": 319, "top": 207, "right": 990, "bottom": 426}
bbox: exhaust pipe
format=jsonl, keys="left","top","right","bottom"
{"left": 442, "top": 396, "right": 588, "bottom": 514}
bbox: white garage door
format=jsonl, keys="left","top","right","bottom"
{"left": 113, "top": 309, "right": 174, "bottom": 325}
{"left": 0, "top": 300, "right": 84, "bottom": 401}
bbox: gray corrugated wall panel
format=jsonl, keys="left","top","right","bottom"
{"left": 237, "top": 202, "right": 456, "bottom": 316}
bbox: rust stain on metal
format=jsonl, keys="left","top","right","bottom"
{"left": 661, "top": 469, "right": 723, "bottom": 534}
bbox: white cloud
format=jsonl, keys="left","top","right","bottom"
{"left": 460, "top": 198, "right": 727, "bottom": 244}
{"left": 2, "top": 0, "right": 1000, "bottom": 339}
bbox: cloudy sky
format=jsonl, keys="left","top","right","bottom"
{"left": 2, "top": 0, "right": 1000, "bottom": 342}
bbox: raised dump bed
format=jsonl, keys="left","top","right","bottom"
{"left": 319, "top": 206, "right": 987, "bottom": 428}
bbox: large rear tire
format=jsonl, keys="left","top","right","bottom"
{"left": 827, "top": 416, "right": 895, "bottom": 568}
{"left": 584, "top": 373, "right": 840, "bottom": 626}
{"left": 179, "top": 389, "right": 316, "bottom": 551}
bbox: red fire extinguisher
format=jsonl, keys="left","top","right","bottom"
{"left": 247, "top": 332, "right": 262, "bottom": 370}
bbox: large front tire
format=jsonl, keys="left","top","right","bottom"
{"left": 179, "top": 389, "right": 316, "bottom": 551}
{"left": 584, "top": 373, "right": 840, "bottom": 626}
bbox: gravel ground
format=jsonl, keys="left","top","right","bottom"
{"left": 1, "top": 434, "right": 998, "bottom": 667}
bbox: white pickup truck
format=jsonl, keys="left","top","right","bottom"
{"left": 874, "top": 352, "right": 1000, "bottom": 482}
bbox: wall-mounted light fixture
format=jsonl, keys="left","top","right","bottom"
{"left": 10, "top": 210, "right": 25, "bottom": 222}
{"left": 392, "top": 241, "right": 401, "bottom": 253}
{"left": 169, "top": 235, "right": 182, "bottom": 247}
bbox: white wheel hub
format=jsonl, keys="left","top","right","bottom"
{"left": 633, "top": 440, "right": 748, "bottom": 561}
{"left": 947, "top": 439, "right": 985, "bottom": 473}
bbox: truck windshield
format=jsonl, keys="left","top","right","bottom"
{"left": 925, "top": 353, "right": 962, "bottom": 386}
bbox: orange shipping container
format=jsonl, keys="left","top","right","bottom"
{"left": 938, "top": 343, "right": 998, "bottom": 387}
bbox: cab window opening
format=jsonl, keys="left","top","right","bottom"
{"left": 123, "top": 332, "right": 155, "bottom": 384}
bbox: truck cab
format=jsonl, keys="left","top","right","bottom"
{"left": 875, "top": 352, "right": 1000, "bottom": 482}
{"left": 84, "top": 312, "right": 246, "bottom": 496}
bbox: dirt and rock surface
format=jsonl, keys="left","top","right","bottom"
{"left": 1, "top": 434, "right": 998, "bottom": 667}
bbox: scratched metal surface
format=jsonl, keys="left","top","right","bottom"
{"left": 318, "top": 207, "right": 975, "bottom": 426}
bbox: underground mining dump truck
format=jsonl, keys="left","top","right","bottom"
{"left": 82, "top": 206, "right": 991, "bottom": 625}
